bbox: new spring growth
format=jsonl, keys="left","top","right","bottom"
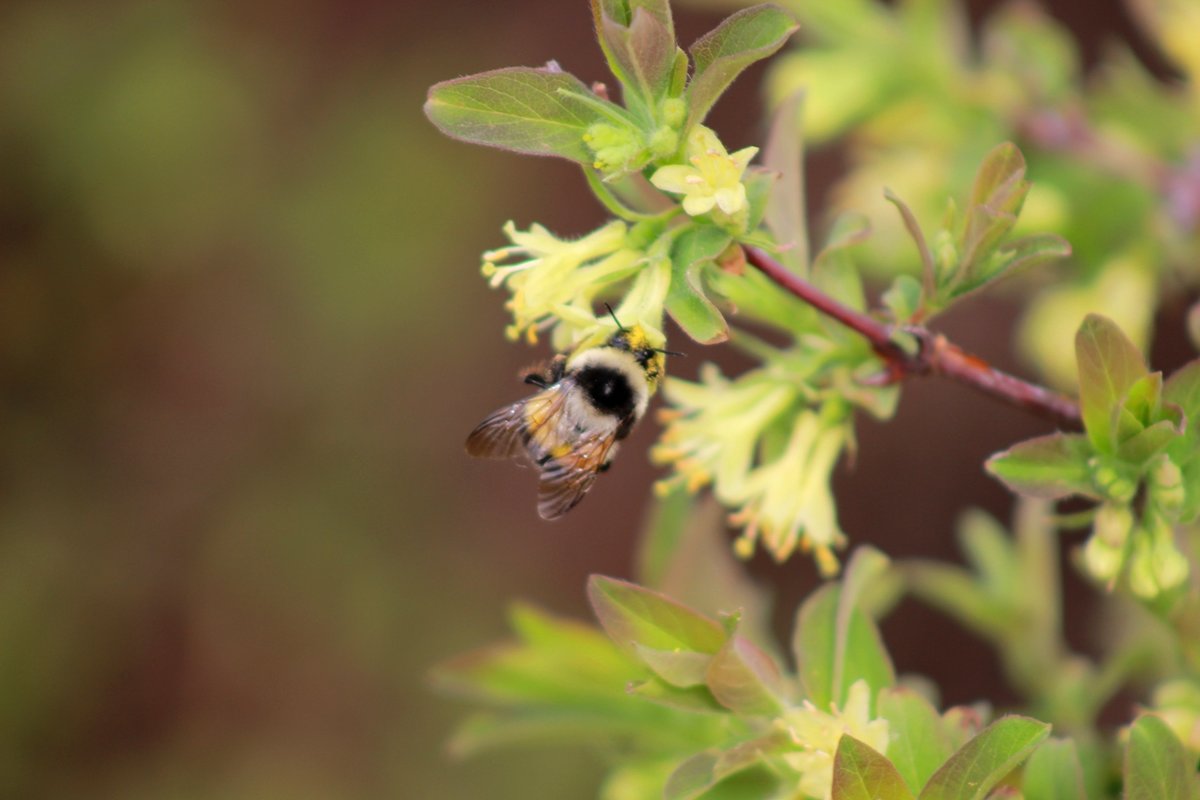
{"left": 778, "top": 679, "right": 890, "bottom": 800}
{"left": 582, "top": 99, "right": 686, "bottom": 177}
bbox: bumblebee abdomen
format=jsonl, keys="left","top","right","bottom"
{"left": 575, "top": 365, "right": 635, "bottom": 418}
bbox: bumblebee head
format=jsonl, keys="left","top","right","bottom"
{"left": 604, "top": 324, "right": 665, "bottom": 388}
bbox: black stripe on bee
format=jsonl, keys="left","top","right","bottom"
{"left": 574, "top": 365, "right": 636, "bottom": 419}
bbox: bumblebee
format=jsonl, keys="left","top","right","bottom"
{"left": 466, "top": 321, "right": 670, "bottom": 519}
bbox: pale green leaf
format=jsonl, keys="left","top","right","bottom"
{"left": 686, "top": 5, "right": 798, "bottom": 129}
{"left": 634, "top": 644, "right": 712, "bottom": 688}
{"left": 588, "top": 575, "right": 727, "bottom": 657}
{"left": 425, "top": 67, "right": 616, "bottom": 163}
{"left": 593, "top": 0, "right": 677, "bottom": 112}
{"left": 919, "top": 716, "right": 1050, "bottom": 800}
{"left": 985, "top": 432, "right": 1098, "bottom": 500}
{"left": 1124, "top": 713, "right": 1200, "bottom": 800}
{"left": 1023, "top": 738, "right": 1087, "bottom": 800}
{"left": 704, "top": 635, "right": 787, "bottom": 715}
{"left": 664, "top": 734, "right": 788, "bottom": 800}
{"left": 877, "top": 688, "right": 956, "bottom": 794}
{"left": 1075, "top": 314, "right": 1148, "bottom": 454}
{"left": 793, "top": 580, "right": 894, "bottom": 710}
{"left": 665, "top": 224, "right": 732, "bottom": 343}
{"left": 832, "top": 735, "right": 917, "bottom": 800}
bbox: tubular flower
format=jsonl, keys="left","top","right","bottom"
{"left": 482, "top": 220, "right": 644, "bottom": 347}
{"left": 650, "top": 125, "right": 758, "bottom": 218}
{"left": 728, "top": 410, "right": 850, "bottom": 574}
{"left": 654, "top": 365, "right": 851, "bottom": 572}
{"left": 653, "top": 365, "right": 801, "bottom": 500}
{"left": 779, "top": 680, "right": 890, "bottom": 800}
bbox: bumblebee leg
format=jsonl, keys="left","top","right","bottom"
{"left": 521, "top": 354, "right": 567, "bottom": 388}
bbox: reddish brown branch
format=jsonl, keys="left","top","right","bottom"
{"left": 743, "top": 245, "right": 1082, "bottom": 429}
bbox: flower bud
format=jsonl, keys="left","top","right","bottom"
{"left": 1149, "top": 455, "right": 1186, "bottom": 517}
{"left": 660, "top": 97, "right": 686, "bottom": 128}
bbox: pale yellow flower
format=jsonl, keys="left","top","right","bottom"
{"left": 780, "top": 680, "right": 890, "bottom": 800}
{"left": 482, "top": 220, "right": 643, "bottom": 346}
{"left": 655, "top": 364, "right": 851, "bottom": 572}
{"left": 650, "top": 126, "right": 758, "bottom": 217}
{"left": 727, "top": 410, "right": 849, "bottom": 573}
{"left": 653, "top": 365, "right": 800, "bottom": 499}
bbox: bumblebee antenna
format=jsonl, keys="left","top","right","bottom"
{"left": 655, "top": 347, "right": 686, "bottom": 357}
{"left": 603, "top": 302, "right": 627, "bottom": 333}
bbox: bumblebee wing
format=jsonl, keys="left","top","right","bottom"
{"left": 536, "top": 430, "right": 618, "bottom": 520}
{"left": 465, "top": 387, "right": 566, "bottom": 460}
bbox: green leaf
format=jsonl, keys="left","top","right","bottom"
{"left": 640, "top": 495, "right": 777, "bottom": 661}
{"left": 1023, "top": 738, "right": 1087, "bottom": 800}
{"left": 592, "top": 0, "right": 677, "bottom": 114}
{"left": 1118, "top": 418, "right": 1182, "bottom": 465}
{"left": 425, "top": 67, "right": 617, "bottom": 163}
{"left": 919, "top": 716, "right": 1051, "bottom": 800}
{"left": 883, "top": 188, "right": 935, "bottom": 302}
{"left": 686, "top": 5, "right": 799, "bottom": 130}
{"left": 763, "top": 90, "right": 808, "bottom": 274}
{"left": 627, "top": 676, "right": 728, "bottom": 713}
{"left": 634, "top": 644, "right": 712, "bottom": 688}
{"left": 433, "top": 604, "right": 726, "bottom": 757}
{"left": 665, "top": 224, "right": 732, "bottom": 344}
{"left": 960, "top": 142, "right": 1029, "bottom": 268}
{"left": 432, "top": 603, "right": 635, "bottom": 707}
{"left": 1165, "top": 359, "right": 1200, "bottom": 521}
{"left": 832, "top": 735, "right": 917, "bottom": 800}
{"left": 952, "top": 232, "right": 1071, "bottom": 302}
{"left": 665, "top": 734, "right": 788, "bottom": 800}
{"left": 588, "top": 575, "right": 728, "bottom": 658}
{"left": 877, "top": 688, "right": 956, "bottom": 794}
{"left": 705, "top": 635, "right": 787, "bottom": 715}
{"left": 985, "top": 432, "right": 1098, "bottom": 500}
{"left": 1124, "top": 713, "right": 1200, "bottom": 800}
{"left": 792, "top": 577, "right": 894, "bottom": 710}
{"left": 1076, "top": 314, "right": 1149, "bottom": 454}
{"left": 1118, "top": 372, "right": 1164, "bottom": 438}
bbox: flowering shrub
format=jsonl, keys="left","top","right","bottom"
{"left": 427, "top": 1, "right": 1200, "bottom": 797}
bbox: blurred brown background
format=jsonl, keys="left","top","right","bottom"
{"left": 0, "top": 0, "right": 1166, "bottom": 797}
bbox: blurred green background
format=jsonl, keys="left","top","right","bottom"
{"left": 0, "top": 0, "right": 1181, "bottom": 798}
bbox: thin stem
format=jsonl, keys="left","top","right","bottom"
{"left": 743, "top": 245, "right": 1083, "bottom": 429}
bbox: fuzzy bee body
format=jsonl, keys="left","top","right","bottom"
{"left": 466, "top": 325, "right": 665, "bottom": 519}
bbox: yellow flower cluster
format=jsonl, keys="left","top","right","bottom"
{"left": 654, "top": 365, "right": 850, "bottom": 573}
{"left": 482, "top": 220, "right": 644, "bottom": 350}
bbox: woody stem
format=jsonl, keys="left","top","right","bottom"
{"left": 743, "top": 245, "right": 1082, "bottom": 429}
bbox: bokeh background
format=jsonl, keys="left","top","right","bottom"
{"left": 0, "top": 0, "right": 1185, "bottom": 797}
